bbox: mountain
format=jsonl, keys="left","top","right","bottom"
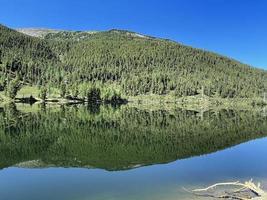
{"left": 16, "top": 28, "right": 60, "bottom": 38}
{"left": 17, "top": 28, "right": 151, "bottom": 40}
{"left": 0, "top": 24, "right": 266, "bottom": 99}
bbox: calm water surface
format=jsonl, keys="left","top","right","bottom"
{"left": 0, "top": 103, "right": 266, "bottom": 200}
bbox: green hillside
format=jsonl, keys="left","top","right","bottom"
{"left": 0, "top": 25, "right": 59, "bottom": 86}
{"left": 0, "top": 24, "right": 266, "bottom": 101}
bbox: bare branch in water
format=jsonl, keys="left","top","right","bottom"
{"left": 184, "top": 180, "right": 267, "bottom": 200}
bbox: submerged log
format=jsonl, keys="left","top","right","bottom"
{"left": 184, "top": 180, "right": 267, "bottom": 200}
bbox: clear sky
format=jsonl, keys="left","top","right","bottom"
{"left": 0, "top": 0, "right": 266, "bottom": 70}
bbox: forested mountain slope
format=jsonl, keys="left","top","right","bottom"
{"left": 0, "top": 25, "right": 59, "bottom": 86}
{"left": 1, "top": 24, "right": 266, "bottom": 99}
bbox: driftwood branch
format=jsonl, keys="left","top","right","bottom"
{"left": 185, "top": 180, "right": 267, "bottom": 200}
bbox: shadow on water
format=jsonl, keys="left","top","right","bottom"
{"left": 0, "top": 103, "right": 266, "bottom": 171}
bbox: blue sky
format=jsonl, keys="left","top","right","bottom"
{"left": 0, "top": 0, "right": 266, "bottom": 70}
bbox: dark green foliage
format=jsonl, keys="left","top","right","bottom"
{"left": 86, "top": 86, "right": 101, "bottom": 102}
{"left": 0, "top": 24, "right": 266, "bottom": 99}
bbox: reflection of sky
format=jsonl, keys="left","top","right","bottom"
{"left": 1, "top": 137, "right": 267, "bottom": 200}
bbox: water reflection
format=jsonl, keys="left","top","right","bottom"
{"left": 0, "top": 103, "right": 266, "bottom": 171}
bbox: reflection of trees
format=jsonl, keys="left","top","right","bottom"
{"left": 1, "top": 103, "right": 29, "bottom": 132}
{"left": 86, "top": 102, "right": 100, "bottom": 115}
{"left": 0, "top": 104, "right": 266, "bottom": 171}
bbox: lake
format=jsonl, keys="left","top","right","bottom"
{"left": 0, "top": 103, "right": 266, "bottom": 200}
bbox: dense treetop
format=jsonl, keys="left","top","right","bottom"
{"left": 0, "top": 24, "right": 266, "bottom": 99}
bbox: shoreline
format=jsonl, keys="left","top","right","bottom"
{"left": 1, "top": 94, "right": 266, "bottom": 112}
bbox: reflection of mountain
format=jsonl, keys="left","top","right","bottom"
{"left": 0, "top": 104, "right": 266, "bottom": 171}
